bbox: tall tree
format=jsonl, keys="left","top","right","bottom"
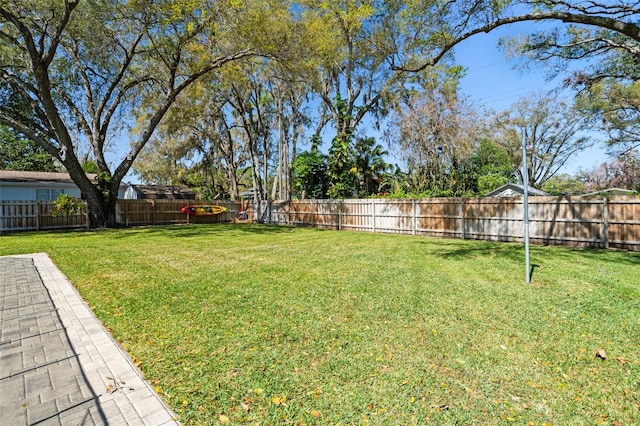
{"left": 542, "top": 173, "right": 586, "bottom": 195}
{"left": 491, "top": 93, "right": 593, "bottom": 188}
{"left": 578, "top": 151, "right": 640, "bottom": 192}
{"left": 392, "top": 1, "right": 640, "bottom": 159}
{"left": 387, "top": 80, "right": 481, "bottom": 196}
{"left": 134, "top": 77, "right": 251, "bottom": 201}
{"left": 298, "top": 0, "right": 459, "bottom": 197}
{"left": 134, "top": 2, "right": 318, "bottom": 203}
{"left": 0, "top": 0, "right": 254, "bottom": 227}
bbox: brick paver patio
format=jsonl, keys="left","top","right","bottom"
{"left": 0, "top": 254, "right": 180, "bottom": 426}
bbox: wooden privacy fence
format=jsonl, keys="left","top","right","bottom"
{"left": 3, "top": 196, "right": 640, "bottom": 252}
{"left": 259, "top": 196, "right": 640, "bottom": 251}
{"left": 115, "top": 199, "right": 243, "bottom": 226}
{"left": 0, "top": 200, "right": 88, "bottom": 232}
{"left": 0, "top": 199, "right": 249, "bottom": 233}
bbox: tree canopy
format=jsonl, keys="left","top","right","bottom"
{"left": 2, "top": 0, "right": 639, "bottom": 225}
{"left": 0, "top": 124, "right": 57, "bottom": 171}
{"left": 1, "top": 0, "right": 256, "bottom": 226}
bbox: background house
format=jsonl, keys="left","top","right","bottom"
{"left": 485, "top": 183, "right": 550, "bottom": 197}
{"left": 121, "top": 184, "right": 196, "bottom": 200}
{"left": 0, "top": 170, "right": 92, "bottom": 201}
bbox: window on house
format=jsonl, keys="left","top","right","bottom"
{"left": 35, "top": 188, "right": 65, "bottom": 201}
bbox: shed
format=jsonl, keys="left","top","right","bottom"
{"left": 485, "top": 183, "right": 550, "bottom": 198}
{"left": 0, "top": 170, "right": 92, "bottom": 201}
{"left": 122, "top": 184, "right": 196, "bottom": 200}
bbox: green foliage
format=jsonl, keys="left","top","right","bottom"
{"left": 81, "top": 160, "right": 99, "bottom": 174}
{"left": 0, "top": 0, "right": 258, "bottom": 227}
{"left": 576, "top": 79, "right": 640, "bottom": 153}
{"left": 327, "top": 96, "right": 357, "bottom": 198}
{"left": 542, "top": 173, "right": 586, "bottom": 195}
{"left": 503, "top": 6, "right": 640, "bottom": 152}
{"left": 292, "top": 148, "right": 328, "bottom": 199}
{"left": 326, "top": 134, "right": 356, "bottom": 199}
{"left": 472, "top": 139, "right": 516, "bottom": 195}
{"left": 477, "top": 173, "right": 510, "bottom": 195}
{"left": 376, "top": 166, "right": 413, "bottom": 198}
{"left": 94, "top": 172, "right": 114, "bottom": 204}
{"left": 353, "top": 137, "right": 390, "bottom": 197}
{"left": 51, "top": 194, "right": 81, "bottom": 224}
{"left": 0, "top": 124, "right": 56, "bottom": 172}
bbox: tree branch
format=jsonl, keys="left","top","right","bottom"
{"left": 393, "top": 11, "right": 640, "bottom": 72}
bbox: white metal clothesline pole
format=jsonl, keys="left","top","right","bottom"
{"left": 522, "top": 129, "right": 531, "bottom": 284}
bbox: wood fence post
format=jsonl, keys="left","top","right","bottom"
{"left": 36, "top": 201, "right": 41, "bottom": 231}
{"left": 602, "top": 197, "right": 609, "bottom": 249}
{"left": 412, "top": 199, "right": 417, "bottom": 236}
{"left": 371, "top": 199, "right": 376, "bottom": 233}
{"left": 338, "top": 200, "right": 343, "bottom": 231}
{"left": 459, "top": 198, "right": 466, "bottom": 239}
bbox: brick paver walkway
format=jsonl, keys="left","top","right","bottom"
{"left": 0, "top": 253, "right": 180, "bottom": 426}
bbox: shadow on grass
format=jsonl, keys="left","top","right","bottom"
{"left": 18, "top": 224, "right": 640, "bottom": 269}
{"left": 108, "top": 222, "right": 295, "bottom": 239}
{"left": 422, "top": 239, "right": 525, "bottom": 263}
{"left": 5, "top": 223, "right": 295, "bottom": 242}
{"left": 424, "top": 237, "right": 640, "bottom": 267}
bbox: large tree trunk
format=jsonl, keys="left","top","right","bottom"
{"left": 74, "top": 175, "right": 120, "bottom": 229}
{"left": 84, "top": 190, "right": 108, "bottom": 229}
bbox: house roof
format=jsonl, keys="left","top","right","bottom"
{"left": 582, "top": 188, "right": 637, "bottom": 197}
{"left": 127, "top": 184, "right": 196, "bottom": 200}
{"left": 0, "top": 170, "right": 96, "bottom": 183}
{"left": 485, "top": 183, "right": 550, "bottom": 197}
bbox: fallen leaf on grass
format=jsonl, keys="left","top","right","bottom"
{"left": 311, "top": 410, "right": 321, "bottom": 417}
{"left": 218, "top": 414, "right": 230, "bottom": 423}
{"left": 271, "top": 396, "right": 287, "bottom": 406}
{"left": 595, "top": 349, "right": 607, "bottom": 360}
{"left": 616, "top": 356, "right": 630, "bottom": 365}
{"left": 130, "top": 356, "right": 142, "bottom": 367}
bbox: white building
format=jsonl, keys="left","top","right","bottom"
{"left": 0, "top": 170, "right": 88, "bottom": 201}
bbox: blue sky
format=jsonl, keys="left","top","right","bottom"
{"left": 453, "top": 24, "right": 609, "bottom": 175}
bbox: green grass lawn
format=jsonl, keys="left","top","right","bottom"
{"left": 2, "top": 224, "right": 639, "bottom": 425}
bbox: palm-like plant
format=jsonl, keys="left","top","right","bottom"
{"left": 353, "top": 137, "right": 391, "bottom": 196}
